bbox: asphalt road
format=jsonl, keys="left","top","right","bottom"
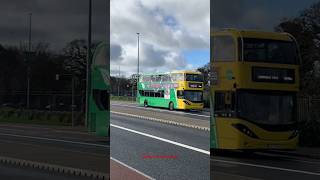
{"left": 211, "top": 151, "right": 320, "bottom": 180}
{"left": 111, "top": 113, "right": 210, "bottom": 180}
{"left": 111, "top": 101, "right": 210, "bottom": 121}
{"left": 112, "top": 102, "right": 320, "bottom": 180}
{"left": 0, "top": 123, "right": 109, "bottom": 179}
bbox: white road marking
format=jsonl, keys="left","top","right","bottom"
{"left": 110, "top": 123, "right": 210, "bottom": 155}
{"left": 111, "top": 111, "right": 210, "bottom": 131}
{"left": 111, "top": 103, "right": 210, "bottom": 118}
{"left": 0, "top": 132, "right": 109, "bottom": 148}
{"left": 256, "top": 152, "right": 320, "bottom": 165}
{"left": 212, "top": 158, "right": 320, "bottom": 176}
{"left": 111, "top": 157, "right": 156, "bottom": 180}
{"left": 213, "top": 171, "right": 262, "bottom": 180}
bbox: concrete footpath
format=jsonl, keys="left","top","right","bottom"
{"left": 110, "top": 158, "right": 154, "bottom": 180}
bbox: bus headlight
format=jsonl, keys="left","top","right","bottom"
{"left": 232, "top": 123, "right": 259, "bottom": 139}
{"left": 288, "top": 130, "right": 299, "bottom": 139}
{"left": 183, "top": 100, "right": 191, "bottom": 105}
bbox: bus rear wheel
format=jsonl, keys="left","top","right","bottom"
{"left": 144, "top": 100, "right": 148, "bottom": 107}
{"left": 169, "top": 102, "right": 174, "bottom": 111}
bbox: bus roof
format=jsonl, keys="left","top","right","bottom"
{"left": 171, "top": 70, "right": 201, "bottom": 74}
{"left": 211, "top": 28, "right": 293, "bottom": 41}
{"left": 141, "top": 70, "right": 201, "bottom": 76}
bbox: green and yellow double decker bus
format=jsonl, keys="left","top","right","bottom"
{"left": 210, "top": 29, "right": 300, "bottom": 152}
{"left": 138, "top": 70, "right": 204, "bottom": 111}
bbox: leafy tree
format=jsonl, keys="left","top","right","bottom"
{"left": 197, "top": 63, "right": 210, "bottom": 89}
{"left": 275, "top": 2, "right": 320, "bottom": 95}
{"left": 62, "top": 39, "right": 88, "bottom": 79}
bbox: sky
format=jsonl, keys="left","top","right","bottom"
{"left": 110, "top": 0, "right": 210, "bottom": 77}
{"left": 211, "top": 0, "right": 320, "bottom": 30}
{"left": 0, "top": 0, "right": 108, "bottom": 51}
{"left": 0, "top": 0, "right": 318, "bottom": 78}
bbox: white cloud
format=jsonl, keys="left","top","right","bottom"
{"left": 110, "top": 0, "right": 209, "bottom": 77}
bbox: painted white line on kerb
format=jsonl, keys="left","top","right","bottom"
{"left": 111, "top": 103, "right": 210, "bottom": 118}
{"left": 111, "top": 157, "right": 156, "bottom": 180}
{"left": 111, "top": 124, "right": 210, "bottom": 155}
{"left": 111, "top": 111, "right": 210, "bottom": 131}
{"left": 212, "top": 159, "right": 320, "bottom": 176}
{"left": 0, "top": 132, "right": 109, "bottom": 148}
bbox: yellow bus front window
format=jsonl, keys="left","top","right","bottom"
{"left": 243, "top": 38, "right": 299, "bottom": 64}
{"left": 185, "top": 91, "right": 203, "bottom": 102}
{"left": 237, "top": 90, "right": 296, "bottom": 125}
{"left": 186, "top": 74, "right": 203, "bottom": 82}
{"left": 213, "top": 36, "right": 236, "bottom": 61}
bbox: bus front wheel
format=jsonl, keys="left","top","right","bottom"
{"left": 169, "top": 102, "right": 174, "bottom": 111}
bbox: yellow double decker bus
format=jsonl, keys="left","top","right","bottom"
{"left": 210, "top": 29, "right": 300, "bottom": 151}
{"left": 138, "top": 70, "right": 204, "bottom": 111}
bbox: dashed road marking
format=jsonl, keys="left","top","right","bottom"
{"left": 0, "top": 156, "right": 108, "bottom": 179}
{"left": 111, "top": 103, "right": 210, "bottom": 118}
{"left": 111, "top": 111, "right": 209, "bottom": 131}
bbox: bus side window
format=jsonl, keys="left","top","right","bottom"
{"left": 160, "top": 90, "right": 164, "bottom": 97}
{"left": 215, "top": 91, "right": 235, "bottom": 116}
{"left": 162, "top": 75, "right": 170, "bottom": 82}
{"left": 139, "top": 90, "right": 144, "bottom": 96}
{"left": 214, "top": 92, "right": 225, "bottom": 111}
{"left": 171, "top": 74, "right": 176, "bottom": 81}
{"left": 151, "top": 75, "right": 156, "bottom": 82}
{"left": 156, "top": 75, "right": 161, "bottom": 82}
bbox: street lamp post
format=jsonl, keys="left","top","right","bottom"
{"left": 136, "top": 33, "right": 140, "bottom": 100}
{"left": 85, "top": 0, "right": 92, "bottom": 128}
{"left": 27, "top": 12, "right": 32, "bottom": 109}
{"left": 117, "top": 66, "right": 120, "bottom": 97}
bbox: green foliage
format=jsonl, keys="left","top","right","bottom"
{"left": 0, "top": 108, "right": 81, "bottom": 126}
{"left": 110, "top": 95, "right": 135, "bottom": 102}
{"left": 275, "top": 2, "right": 320, "bottom": 147}
{"left": 275, "top": 1, "right": 320, "bottom": 96}
{"left": 299, "top": 119, "right": 320, "bottom": 147}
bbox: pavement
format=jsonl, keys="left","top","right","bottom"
{"left": 110, "top": 157, "right": 154, "bottom": 180}
{"left": 0, "top": 123, "right": 109, "bottom": 179}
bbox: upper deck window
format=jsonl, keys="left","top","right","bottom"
{"left": 171, "top": 73, "right": 184, "bottom": 82}
{"left": 213, "top": 36, "right": 236, "bottom": 61}
{"left": 186, "top": 74, "right": 203, "bottom": 82}
{"left": 243, "top": 38, "right": 299, "bottom": 64}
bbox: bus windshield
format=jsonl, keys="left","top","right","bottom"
{"left": 243, "top": 38, "right": 299, "bottom": 64}
{"left": 181, "top": 90, "right": 203, "bottom": 102}
{"left": 237, "top": 90, "right": 295, "bottom": 125}
{"left": 186, "top": 74, "right": 203, "bottom": 82}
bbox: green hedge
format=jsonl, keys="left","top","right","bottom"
{"left": 0, "top": 108, "right": 83, "bottom": 126}
{"left": 111, "top": 96, "right": 135, "bottom": 102}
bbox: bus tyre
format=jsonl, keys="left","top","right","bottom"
{"left": 144, "top": 101, "right": 148, "bottom": 107}
{"left": 169, "top": 102, "right": 174, "bottom": 111}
